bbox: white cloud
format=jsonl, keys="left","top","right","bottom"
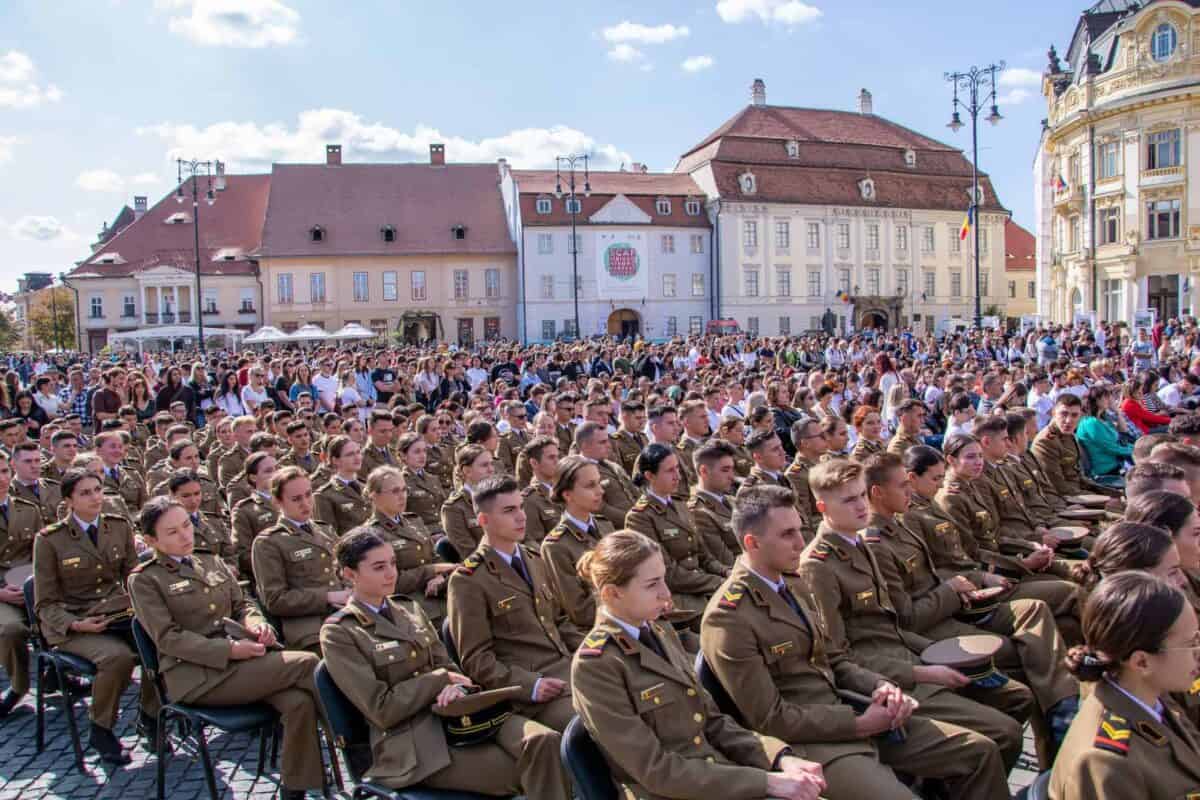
{"left": 682, "top": 55, "right": 714, "bottom": 72}
{"left": 76, "top": 169, "right": 125, "bottom": 193}
{"left": 602, "top": 21, "right": 689, "bottom": 45}
{"left": 11, "top": 216, "right": 71, "bottom": 241}
{"left": 716, "top": 0, "right": 821, "bottom": 26}
{"left": 138, "top": 109, "right": 635, "bottom": 171}
{"left": 156, "top": 0, "right": 301, "bottom": 48}
{"left": 607, "top": 43, "right": 644, "bottom": 63}
{"left": 131, "top": 172, "right": 160, "bottom": 185}
{"left": 0, "top": 136, "right": 18, "bottom": 165}
{"left": 998, "top": 89, "right": 1033, "bottom": 105}
{"left": 1000, "top": 67, "right": 1042, "bottom": 88}
{"left": 0, "top": 50, "right": 63, "bottom": 110}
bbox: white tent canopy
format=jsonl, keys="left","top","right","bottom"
{"left": 289, "top": 324, "right": 330, "bottom": 342}
{"left": 108, "top": 325, "right": 247, "bottom": 353}
{"left": 329, "top": 323, "right": 376, "bottom": 340}
{"left": 243, "top": 325, "right": 290, "bottom": 344}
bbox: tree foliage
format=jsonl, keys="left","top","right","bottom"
{"left": 27, "top": 287, "right": 75, "bottom": 351}
{"left": 0, "top": 310, "right": 18, "bottom": 351}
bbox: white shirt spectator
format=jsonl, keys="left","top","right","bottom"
{"left": 1028, "top": 388, "right": 1054, "bottom": 430}
{"left": 215, "top": 391, "right": 246, "bottom": 417}
{"left": 466, "top": 367, "right": 489, "bottom": 389}
{"left": 312, "top": 372, "right": 339, "bottom": 411}
{"left": 240, "top": 383, "right": 269, "bottom": 413}
{"left": 33, "top": 391, "right": 61, "bottom": 418}
{"left": 1158, "top": 382, "right": 1184, "bottom": 409}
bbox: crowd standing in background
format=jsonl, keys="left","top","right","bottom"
{"left": 1, "top": 316, "right": 1200, "bottom": 798}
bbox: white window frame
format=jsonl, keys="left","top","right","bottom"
{"left": 661, "top": 234, "right": 675, "bottom": 254}
{"left": 485, "top": 268, "right": 500, "bottom": 299}
{"left": 744, "top": 269, "right": 759, "bottom": 297}
{"left": 655, "top": 198, "right": 672, "bottom": 215}
{"left": 311, "top": 272, "right": 326, "bottom": 303}
{"left": 411, "top": 271, "right": 427, "bottom": 302}
{"left": 453, "top": 270, "right": 469, "bottom": 300}
{"left": 535, "top": 197, "right": 552, "bottom": 214}
{"left": 836, "top": 223, "right": 850, "bottom": 250}
{"left": 922, "top": 226, "right": 935, "bottom": 254}
{"left": 776, "top": 268, "right": 791, "bottom": 297}
{"left": 662, "top": 274, "right": 677, "bottom": 298}
{"left": 352, "top": 271, "right": 368, "bottom": 302}
{"left": 122, "top": 294, "right": 136, "bottom": 318}
{"left": 277, "top": 273, "right": 294, "bottom": 304}
{"left": 540, "top": 275, "right": 554, "bottom": 299}
{"left": 807, "top": 271, "right": 821, "bottom": 298}
{"left": 743, "top": 220, "right": 758, "bottom": 249}
{"left": 806, "top": 222, "right": 821, "bottom": 251}
{"left": 684, "top": 198, "right": 701, "bottom": 216}
{"left": 775, "top": 220, "right": 790, "bottom": 251}
{"left": 690, "top": 234, "right": 704, "bottom": 254}
{"left": 382, "top": 271, "right": 397, "bottom": 301}
{"left": 89, "top": 295, "right": 103, "bottom": 319}
{"left": 537, "top": 233, "right": 553, "bottom": 254}
{"left": 950, "top": 271, "right": 962, "bottom": 298}
{"left": 691, "top": 273, "right": 704, "bottom": 297}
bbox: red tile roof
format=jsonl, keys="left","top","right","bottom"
{"left": 260, "top": 163, "right": 515, "bottom": 257}
{"left": 95, "top": 205, "right": 135, "bottom": 247}
{"left": 512, "top": 170, "right": 710, "bottom": 228}
{"left": 70, "top": 174, "right": 270, "bottom": 278}
{"left": 1006, "top": 219, "right": 1036, "bottom": 271}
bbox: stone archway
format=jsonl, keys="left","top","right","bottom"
{"left": 607, "top": 308, "right": 641, "bottom": 338}
{"left": 859, "top": 309, "right": 889, "bottom": 331}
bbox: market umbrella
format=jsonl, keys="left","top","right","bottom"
{"left": 329, "top": 323, "right": 377, "bottom": 340}
{"left": 242, "top": 325, "right": 290, "bottom": 344}
{"left": 289, "top": 324, "right": 330, "bottom": 342}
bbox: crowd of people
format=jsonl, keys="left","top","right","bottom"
{"left": 2, "top": 317, "right": 1200, "bottom": 799}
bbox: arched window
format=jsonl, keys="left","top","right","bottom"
{"left": 1152, "top": 23, "right": 1177, "bottom": 62}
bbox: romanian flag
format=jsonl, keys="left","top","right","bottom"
{"left": 1054, "top": 174, "right": 1068, "bottom": 192}
{"left": 959, "top": 206, "right": 974, "bottom": 241}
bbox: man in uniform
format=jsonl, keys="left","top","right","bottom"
{"left": 574, "top": 422, "right": 637, "bottom": 529}
{"left": 218, "top": 416, "right": 256, "bottom": 488}
{"left": 702, "top": 484, "right": 1012, "bottom": 800}
{"left": 447, "top": 476, "right": 583, "bottom": 732}
{"left": 277, "top": 421, "right": 318, "bottom": 474}
{"left": 150, "top": 439, "right": 227, "bottom": 519}
{"left": 519, "top": 436, "right": 562, "bottom": 546}
{"left": 737, "top": 430, "right": 795, "bottom": 497}
{"left": 674, "top": 400, "right": 709, "bottom": 492}
{"left": 232, "top": 452, "right": 280, "bottom": 580}
{"left": 609, "top": 401, "right": 646, "bottom": 477}
{"left": 0, "top": 451, "right": 42, "bottom": 716}
{"left": 43, "top": 430, "right": 79, "bottom": 484}
{"left": 496, "top": 401, "right": 531, "bottom": 478}
{"left": 785, "top": 418, "right": 828, "bottom": 533}
{"left": 553, "top": 393, "right": 576, "bottom": 456}
{"left": 1032, "top": 393, "right": 1121, "bottom": 500}
{"left": 715, "top": 416, "right": 754, "bottom": 478}
{"left": 96, "top": 430, "right": 147, "bottom": 513}
{"left": 886, "top": 399, "right": 925, "bottom": 457}
{"left": 10, "top": 441, "right": 62, "bottom": 523}
{"left": 687, "top": 440, "right": 740, "bottom": 568}
{"left": 359, "top": 410, "right": 397, "bottom": 481}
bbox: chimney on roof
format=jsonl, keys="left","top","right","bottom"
{"left": 430, "top": 143, "right": 445, "bottom": 166}
{"left": 326, "top": 144, "right": 342, "bottom": 166}
{"left": 497, "top": 157, "right": 509, "bottom": 179}
{"left": 751, "top": 78, "right": 766, "bottom": 106}
{"left": 214, "top": 160, "right": 226, "bottom": 191}
{"left": 857, "top": 88, "right": 873, "bottom": 114}
{"left": 133, "top": 196, "right": 148, "bottom": 219}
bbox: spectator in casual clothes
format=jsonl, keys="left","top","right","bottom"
{"left": 1076, "top": 385, "right": 1133, "bottom": 479}
{"left": 58, "top": 368, "right": 90, "bottom": 426}
{"left": 1121, "top": 377, "right": 1172, "bottom": 435}
{"left": 155, "top": 366, "right": 195, "bottom": 417}
{"left": 91, "top": 367, "right": 126, "bottom": 433}
{"left": 1158, "top": 373, "right": 1199, "bottom": 410}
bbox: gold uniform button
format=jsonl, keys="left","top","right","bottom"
{"left": 705, "top": 756, "right": 715, "bottom": 764}
{"left": 693, "top": 713, "right": 703, "bottom": 723}
{"left": 208, "top": 604, "right": 216, "bottom": 611}
{"left": 692, "top": 736, "right": 702, "bottom": 745}
{"left": 653, "top": 697, "right": 661, "bottom": 705}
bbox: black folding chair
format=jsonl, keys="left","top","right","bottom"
{"left": 561, "top": 716, "right": 618, "bottom": 800}
{"left": 313, "top": 660, "right": 494, "bottom": 800}
{"left": 23, "top": 576, "right": 94, "bottom": 772}
{"left": 434, "top": 538, "right": 461, "bottom": 564}
{"left": 1016, "top": 770, "right": 1052, "bottom": 800}
{"left": 439, "top": 618, "right": 460, "bottom": 667}
{"left": 693, "top": 651, "right": 745, "bottom": 724}
{"left": 130, "top": 619, "right": 280, "bottom": 800}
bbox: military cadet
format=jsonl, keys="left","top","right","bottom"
{"left": 321, "top": 530, "right": 572, "bottom": 799}
{"left": 973, "top": 417, "right": 1062, "bottom": 552}
{"left": 572, "top": 529, "right": 827, "bottom": 800}
{"left": 144, "top": 425, "right": 194, "bottom": 491}
{"left": 1003, "top": 412, "right": 1069, "bottom": 528}
{"left": 687, "top": 440, "right": 741, "bottom": 569}
{"left": 194, "top": 404, "right": 225, "bottom": 459}
{"left": 251, "top": 467, "right": 350, "bottom": 652}
{"left": 231, "top": 452, "right": 280, "bottom": 579}
{"left": 1049, "top": 572, "right": 1200, "bottom": 800}
{"left": 715, "top": 416, "right": 754, "bottom": 479}
{"left": 610, "top": 400, "right": 647, "bottom": 478}
{"left": 217, "top": 416, "right": 256, "bottom": 489}
{"left": 350, "top": 466, "right": 453, "bottom": 623}
{"left": 784, "top": 418, "right": 827, "bottom": 533}
{"left": 495, "top": 401, "right": 530, "bottom": 477}
{"left": 795, "top": 459, "right": 1027, "bottom": 772}
{"left": 675, "top": 399, "right": 710, "bottom": 493}
{"left": 415, "top": 414, "right": 453, "bottom": 493}
{"left": 143, "top": 414, "right": 175, "bottom": 471}
{"left": 95, "top": 430, "right": 147, "bottom": 513}
{"left": 10, "top": 441, "right": 62, "bottom": 523}
{"left": 32, "top": 468, "right": 159, "bottom": 764}
{"left": 0, "top": 419, "right": 21, "bottom": 457}
{"left": 278, "top": 420, "right": 319, "bottom": 475}
{"left": 702, "top": 484, "right": 1012, "bottom": 800}
{"left": 313, "top": 436, "right": 370, "bottom": 536}
{"left": 440, "top": 445, "right": 494, "bottom": 562}
{"left": 645, "top": 405, "right": 691, "bottom": 504}
{"left": 0, "top": 451, "right": 40, "bottom": 716}
{"left": 515, "top": 412, "right": 557, "bottom": 487}
{"left": 395, "top": 432, "right": 447, "bottom": 538}
{"left": 167, "top": 470, "right": 238, "bottom": 574}
{"left": 850, "top": 407, "right": 887, "bottom": 463}
{"left": 885, "top": 399, "right": 925, "bottom": 458}
{"left": 151, "top": 439, "right": 227, "bottom": 521}
{"left": 820, "top": 416, "right": 850, "bottom": 458}
{"left": 1148, "top": 442, "right": 1200, "bottom": 509}
{"left": 1032, "top": 393, "right": 1121, "bottom": 501}
{"left": 446, "top": 475, "right": 583, "bottom": 732}
{"left": 43, "top": 429, "right": 79, "bottom": 484}
{"left": 359, "top": 410, "right": 398, "bottom": 481}
{"left": 129, "top": 497, "right": 324, "bottom": 800}
{"left": 736, "top": 430, "right": 796, "bottom": 498}
{"left": 204, "top": 417, "right": 235, "bottom": 487}
{"left": 553, "top": 393, "right": 577, "bottom": 456}
{"left": 541, "top": 455, "right": 614, "bottom": 629}
{"left": 625, "top": 444, "right": 726, "bottom": 629}
{"left": 520, "top": 436, "right": 562, "bottom": 546}
{"left": 572, "top": 421, "right": 637, "bottom": 529}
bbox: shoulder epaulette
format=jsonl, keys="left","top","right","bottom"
{"left": 100, "top": 512, "right": 128, "bottom": 524}
{"left": 632, "top": 497, "right": 649, "bottom": 511}
{"left": 324, "top": 606, "right": 356, "bottom": 625}
{"left": 10, "top": 495, "right": 36, "bottom": 509}
{"left": 1094, "top": 710, "right": 1131, "bottom": 756}
{"left": 862, "top": 529, "right": 882, "bottom": 545}
{"left": 127, "top": 559, "right": 152, "bottom": 575}
{"left": 544, "top": 525, "right": 566, "bottom": 544}
{"left": 578, "top": 630, "right": 609, "bottom": 657}
{"left": 809, "top": 543, "right": 832, "bottom": 561}
{"left": 717, "top": 583, "right": 746, "bottom": 610}
{"left": 608, "top": 432, "right": 621, "bottom": 440}
{"left": 457, "top": 552, "right": 484, "bottom": 576}
{"left": 520, "top": 485, "right": 535, "bottom": 498}
{"left": 38, "top": 520, "right": 68, "bottom": 536}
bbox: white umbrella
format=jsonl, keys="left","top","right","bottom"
{"left": 242, "top": 325, "right": 289, "bottom": 344}
{"left": 330, "top": 323, "right": 377, "bottom": 340}
{"left": 289, "top": 323, "right": 330, "bottom": 342}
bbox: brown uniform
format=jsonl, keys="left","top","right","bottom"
{"left": 1009, "top": 452, "right": 1064, "bottom": 524}
{"left": 783, "top": 456, "right": 821, "bottom": 532}
{"left": 278, "top": 448, "right": 319, "bottom": 475}
{"left": 496, "top": 429, "right": 528, "bottom": 477}
{"left": 735, "top": 466, "right": 793, "bottom": 498}
{"left": 701, "top": 559, "right": 1012, "bottom": 800}
{"left": 313, "top": 477, "right": 371, "bottom": 536}
{"left": 101, "top": 465, "right": 146, "bottom": 516}
{"left": 205, "top": 444, "right": 227, "bottom": 483}
{"left": 446, "top": 543, "right": 583, "bottom": 731}
{"left": 886, "top": 431, "right": 922, "bottom": 457}
{"left": 1049, "top": 680, "right": 1200, "bottom": 800}
{"left": 0, "top": 495, "right": 42, "bottom": 695}
{"left": 349, "top": 511, "right": 446, "bottom": 623}
{"left": 520, "top": 481, "right": 562, "bottom": 547}
{"left": 401, "top": 467, "right": 446, "bottom": 538}
{"left": 190, "top": 510, "right": 238, "bottom": 573}
{"left": 686, "top": 489, "right": 739, "bottom": 569}
{"left": 730, "top": 443, "right": 754, "bottom": 478}
{"left": 625, "top": 493, "right": 724, "bottom": 620}
{"left": 232, "top": 492, "right": 279, "bottom": 580}
{"left": 1032, "top": 423, "right": 1117, "bottom": 500}
{"left": 424, "top": 440, "right": 453, "bottom": 492}
{"left": 217, "top": 445, "right": 249, "bottom": 488}
{"left": 555, "top": 422, "right": 574, "bottom": 457}
{"left": 32, "top": 514, "right": 158, "bottom": 729}
{"left": 850, "top": 438, "right": 884, "bottom": 463}
{"left": 609, "top": 429, "right": 646, "bottom": 477}
{"left": 675, "top": 435, "right": 704, "bottom": 494}
{"left": 150, "top": 472, "right": 227, "bottom": 520}
{"left": 540, "top": 514, "right": 614, "bottom": 629}
{"left": 571, "top": 616, "right": 791, "bottom": 800}
{"left": 440, "top": 489, "right": 481, "bottom": 562}
{"left": 129, "top": 552, "right": 324, "bottom": 790}
{"left": 320, "top": 597, "right": 571, "bottom": 799}
{"left": 11, "top": 479, "right": 62, "bottom": 527}
{"left": 251, "top": 517, "right": 345, "bottom": 651}
{"left": 596, "top": 458, "right": 638, "bottom": 530}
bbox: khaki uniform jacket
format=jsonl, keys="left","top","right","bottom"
{"left": 863, "top": 511, "right": 964, "bottom": 635}
{"left": 144, "top": 439, "right": 168, "bottom": 472}
{"left": 102, "top": 465, "right": 147, "bottom": 514}
{"left": 32, "top": 513, "right": 138, "bottom": 646}
{"left": 686, "top": 489, "right": 739, "bottom": 569}
{"left": 935, "top": 477, "right": 1031, "bottom": 569}
{"left": 190, "top": 510, "right": 237, "bottom": 570}
{"left": 41, "top": 461, "right": 69, "bottom": 484}
{"left": 981, "top": 461, "right": 1040, "bottom": 542}
{"left": 521, "top": 481, "right": 562, "bottom": 546}
{"left": 700, "top": 559, "right": 884, "bottom": 760}
{"left": 217, "top": 445, "right": 249, "bottom": 489}
{"left": 0, "top": 495, "right": 43, "bottom": 569}
{"left": 624, "top": 493, "right": 724, "bottom": 613}
{"left": 1010, "top": 452, "right": 1062, "bottom": 523}
{"left": 596, "top": 458, "right": 638, "bottom": 530}
{"left": 446, "top": 543, "right": 582, "bottom": 702}
{"left": 11, "top": 479, "right": 62, "bottom": 527}
{"left": 205, "top": 443, "right": 228, "bottom": 484}
{"left": 278, "top": 448, "right": 319, "bottom": 474}
{"left": 571, "top": 617, "right": 789, "bottom": 800}
{"left": 886, "top": 431, "right": 922, "bottom": 457}
{"left": 320, "top": 596, "right": 458, "bottom": 788}
{"left": 555, "top": 422, "right": 574, "bottom": 458}
{"left": 313, "top": 477, "right": 371, "bottom": 536}
{"left": 402, "top": 467, "right": 447, "bottom": 535}
{"left": 729, "top": 443, "right": 754, "bottom": 478}
{"left": 440, "top": 489, "right": 482, "bottom": 562}
{"left": 232, "top": 492, "right": 279, "bottom": 578}
{"left": 128, "top": 551, "right": 265, "bottom": 703}
{"left": 850, "top": 438, "right": 884, "bottom": 463}
{"left": 902, "top": 494, "right": 989, "bottom": 582}
{"left": 540, "top": 514, "right": 614, "bottom": 629}
{"left": 735, "top": 466, "right": 793, "bottom": 498}
{"left": 783, "top": 456, "right": 821, "bottom": 531}
{"left": 676, "top": 436, "right": 704, "bottom": 492}
{"left": 359, "top": 443, "right": 399, "bottom": 482}
{"left": 1049, "top": 679, "right": 1200, "bottom": 800}
{"left": 496, "top": 429, "right": 528, "bottom": 477}
{"left": 150, "top": 472, "right": 227, "bottom": 520}
{"left": 349, "top": 512, "right": 440, "bottom": 602}
{"left": 1032, "top": 424, "right": 1101, "bottom": 500}
{"left": 251, "top": 517, "right": 345, "bottom": 649}
{"left": 796, "top": 523, "right": 934, "bottom": 689}
{"left": 610, "top": 429, "right": 646, "bottom": 477}
{"left": 424, "top": 440, "right": 453, "bottom": 492}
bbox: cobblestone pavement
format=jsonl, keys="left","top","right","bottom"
{"left": 0, "top": 670, "right": 1041, "bottom": 800}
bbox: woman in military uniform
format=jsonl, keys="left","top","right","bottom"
{"left": 1069, "top": 522, "right": 1185, "bottom": 595}
{"left": 1049, "top": 572, "right": 1200, "bottom": 800}
{"left": 541, "top": 455, "right": 614, "bottom": 629}
{"left": 440, "top": 444, "right": 494, "bottom": 562}
{"left": 313, "top": 436, "right": 370, "bottom": 535}
{"left": 129, "top": 497, "right": 324, "bottom": 800}
{"left": 1124, "top": 491, "right": 1200, "bottom": 609}
{"left": 396, "top": 432, "right": 446, "bottom": 538}
{"left": 416, "top": 414, "right": 453, "bottom": 492}
{"left": 231, "top": 452, "right": 279, "bottom": 581}
{"left": 571, "top": 529, "right": 826, "bottom": 800}
{"left": 0, "top": 451, "right": 41, "bottom": 716}
{"left": 320, "top": 530, "right": 571, "bottom": 798}
{"left": 850, "top": 406, "right": 885, "bottom": 462}
{"left": 624, "top": 444, "right": 724, "bottom": 627}
{"left": 352, "top": 466, "right": 453, "bottom": 623}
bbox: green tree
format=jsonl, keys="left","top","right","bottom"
{"left": 0, "top": 309, "right": 19, "bottom": 351}
{"left": 27, "top": 287, "right": 76, "bottom": 351}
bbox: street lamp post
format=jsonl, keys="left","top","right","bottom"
{"left": 554, "top": 154, "right": 590, "bottom": 340}
{"left": 945, "top": 62, "right": 1004, "bottom": 330}
{"left": 48, "top": 276, "right": 60, "bottom": 351}
{"left": 175, "top": 159, "right": 218, "bottom": 353}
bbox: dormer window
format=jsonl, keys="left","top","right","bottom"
{"left": 536, "top": 197, "right": 552, "bottom": 214}
{"left": 452, "top": 225, "right": 467, "bottom": 241}
{"left": 1152, "top": 23, "right": 1177, "bottom": 62}
{"left": 904, "top": 149, "right": 917, "bottom": 168}
{"left": 785, "top": 140, "right": 800, "bottom": 158}
{"left": 655, "top": 198, "right": 672, "bottom": 215}
{"left": 95, "top": 252, "right": 122, "bottom": 264}
{"left": 381, "top": 225, "right": 396, "bottom": 243}
{"left": 564, "top": 198, "right": 582, "bottom": 214}
{"left": 164, "top": 212, "right": 190, "bottom": 225}
{"left": 310, "top": 225, "right": 325, "bottom": 242}
{"left": 684, "top": 198, "right": 701, "bottom": 216}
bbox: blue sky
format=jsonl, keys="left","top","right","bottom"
{"left": 0, "top": 0, "right": 1085, "bottom": 292}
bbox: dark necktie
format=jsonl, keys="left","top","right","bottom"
{"left": 0, "top": 503, "right": 8, "bottom": 524}
{"left": 29, "top": 482, "right": 38, "bottom": 499}
{"left": 779, "top": 583, "right": 804, "bottom": 617}
{"left": 586, "top": 522, "right": 599, "bottom": 539}
{"left": 180, "top": 556, "right": 193, "bottom": 569}
{"left": 347, "top": 480, "right": 361, "bottom": 494}
{"left": 378, "top": 603, "right": 395, "bottom": 624}
{"left": 86, "top": 524, "right": 99, "bottom": 548}
{"left": 511, "top": 553, "right": 533, "bottom": 588}
{"left": 110, "top": 467, "right": 119, "bottom": 483}
{"left": 299, "top": 522, "right": 313, "bottom": 536}
{"left": 191, "top": 513, "right": 201, "bottom": 528}
{"left": 640, "top": 625, "right": 668, "bottom": 661}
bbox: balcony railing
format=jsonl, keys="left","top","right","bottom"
{"left": 239, "top": 304, "right": 256, "bottom": 314}
{"left": 177, "top": 311, "right": 191, "bottom": 324}
{"left": 161, "top": 312, "right": 176, "bottom": 324}
{"left": 202, "top": 307, "right": 219, "bottom": 316}
{"left": 145, "top": 312, "right": 158, "bottom": 324}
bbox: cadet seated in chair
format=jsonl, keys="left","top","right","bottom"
{"left": 321, "top": 530, "right": 572, "bottom": 799}
{"left": 313, "top": 436, "right": 370, "bottom": 536}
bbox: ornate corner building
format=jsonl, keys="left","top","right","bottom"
{"left": 1038, "top": 0, "right": 1200, "bottom": 326}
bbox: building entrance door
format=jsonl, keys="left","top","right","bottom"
{"left": 1149, "top": 275, "right": 1179, "bottom": 322}
{"left": 607, "top": 309, "right": 640, "bottom": 338}
{"left": 457, "top": 318, "right": 474, "bottom": 347}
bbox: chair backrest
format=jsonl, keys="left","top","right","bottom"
{"left": 21, "top": 576, "right": 37, "bottom": 635}
{"left": 130, "top": 618, "right": 170, "bottom": 705}
{"left": 694, "top": 651, "right": 744, "bottom": 725}
{"left": 440, "top": 617, "right": 461, "bottom": 666}
{"left": 1025, "top": 770, "right": 1052, "bottom": 800}
{"left": 434, "top": 537, "right": 461, "bottom": 564}
{"left": 313, "top": 660, "right": 373, "bottom": 782}
{"left": 561, "top": 715, "right": 618, "bottom": 800}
